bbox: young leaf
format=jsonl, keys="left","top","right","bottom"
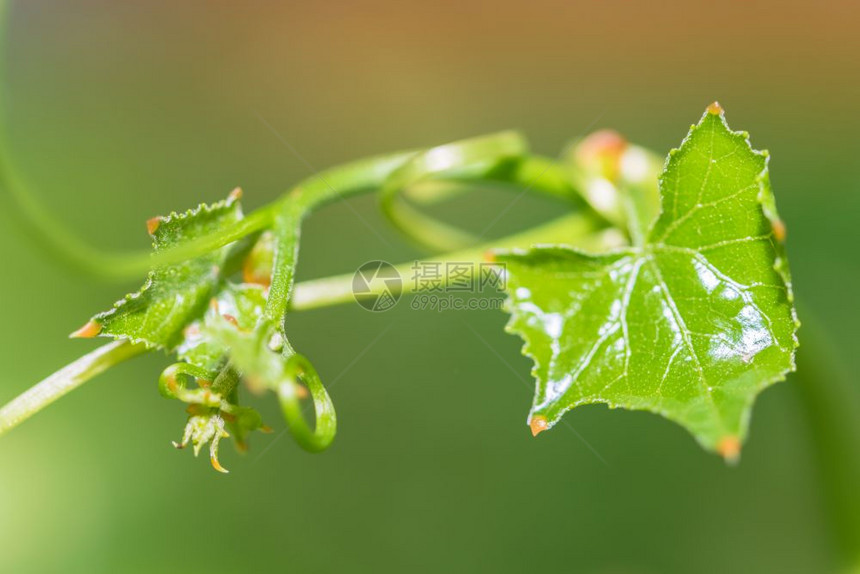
{"left": 75, "top": 192, "right": 243, "bottom": 349}
{"left": 496, "top": 104, "right": 799, "bottom": 459}
{"left": 176, "top": 282, "right": 268, "bottom": 373}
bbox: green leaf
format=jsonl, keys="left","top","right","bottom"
{"left": 80, "top": 193, "right": 243, "bottom": 349}
{"left": 496, "top": 104, "right": 799, "bottom": 458}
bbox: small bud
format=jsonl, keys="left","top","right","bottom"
{"left": 575, "top": 130, "right": 628, "bottom": 182}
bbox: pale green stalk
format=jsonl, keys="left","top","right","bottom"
{"left": 0, "top": 340, "right": 147, "bottom": 436}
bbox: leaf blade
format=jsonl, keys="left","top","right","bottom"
{"left": 87, "top": 194, "right": 243, "bottom": 349}
{"left": 498, "top": 105, "right": 799, "bottom": 456}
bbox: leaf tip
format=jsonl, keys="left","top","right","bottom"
{"left": 228, "top": 187, "right": 243, "bottom": 202}
{"left": 707, "top": 101, "right": 724, "bottom": 116}
{"left": 717, "top": 435, "right": 741, "bottom": 464}
{"left": 146, "top": 216, "right": 163, "bottom": 235}
{"left": 69, "top": 320, "right": 102, "bottom": 339}
{"left": 529, "top": 416, "right": 548, "bottom": 437}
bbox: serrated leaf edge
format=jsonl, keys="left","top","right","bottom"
{"left": 496, "top": 105, "right": 800, "bottom": 454}
{"left": 88, "top": 193, "right": 243, "bottom": 350}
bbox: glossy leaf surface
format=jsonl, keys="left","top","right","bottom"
{"left": 497, "top": 105, "right": 799, "bottom": 457}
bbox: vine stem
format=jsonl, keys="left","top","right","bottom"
{"left": 2, "top": 7, "right": 853, "bottom": 572}
{"left": 0, "top": 212, "right": 609, "bottom": 437}
{"left": 0, "top": 340, "right": 147, "bottom": 437}
{"left": 291, "top": 211, "right": 609, "bottom": 311}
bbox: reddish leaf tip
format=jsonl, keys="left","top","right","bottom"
{"left": 530, "top": 416, "right": 548, "bottom": 437}
{"left": 707, "top": 101, "right": 724, "bottom": 116}
{"left": 228, "top": 187, "right": 243, "bottom": 202}
{"left": 717, "top": 435, "right": 741, "bottom": 464}
{"left": 146, "top": 216, "right": 162, "bottom": 235}
{"left": 69, "top": 321, "right": 101, "bottom": 339}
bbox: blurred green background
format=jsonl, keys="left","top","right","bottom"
{"left": 1, "top": 1, "right": 858, "bottom": 572}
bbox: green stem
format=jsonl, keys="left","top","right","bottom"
{"left": 261, "top": 131, "right": 595, "bottom": 325}
{"left": 378, "top": 131, "right": 584, "bottom": 252}
{"left": 291, "top": 211, "right": 608, "bottom": 311}
{"left": 379, "top": 130, "right": 526, "bottom": 251}
{"left": 0, "top": 340, "right": 148, "bottom": 436}
{"left": 263, "top": 202, "right": 303, "bottom": 329}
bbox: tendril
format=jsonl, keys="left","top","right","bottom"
{"left": 278, "top": 353, "right": 336, "bottom": 453}
{"left": 158, "top": 362, "right": 218, "bottom": 402}
{"left": 378, "top": 131, "right": 587, "bottom": 252}
{"left": 379, "top": 131, "right": 526, "bottom": 251}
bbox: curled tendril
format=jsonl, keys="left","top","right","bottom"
{"left": 379, "top": 131, "right": 527, "bottom": 251}
{"left": 377, "top": 130, "right": 584, "bottom": 253}
{"left": 278, "top": 353, "right": 336, "bottom": 452}
{"left": 158, "top": 362, "right": 218, "bottom": 403}
{"left": 160, "top": 361, "right": 266, "bottom": 472}
{"left": 204, "top": 316, "right": 338, "bottom": 454}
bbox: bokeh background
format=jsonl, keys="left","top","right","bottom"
{"left": 1, "top": 1, "right": 858, "bottom": 572}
